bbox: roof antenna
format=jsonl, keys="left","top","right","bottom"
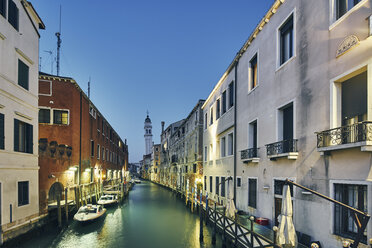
{"left": 55, "top": 5, "right": 62, "bottom": 76}
{"left": 88, "top": 76, "right": 91, "bottom": 99}
{"left": 44, "top": 50, "right": 53, "bottom": 74}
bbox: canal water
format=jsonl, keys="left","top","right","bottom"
{"left": 17, "top": 181, "right": 222, "bottom": 248}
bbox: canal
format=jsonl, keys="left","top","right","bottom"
{"left": 16, "top": 181, "right": 222, "bottom": 248}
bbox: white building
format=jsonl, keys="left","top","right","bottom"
{"left": 0, "top": 0, "right": 44, "bottom": 243}
{"left": 202, "top": 68, "right": 236, "bottom": 206}
{"left": 204, "top": 0, "right": 372, "bottom": 246}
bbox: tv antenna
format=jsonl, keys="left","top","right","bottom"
{"left": 55, "top": 5, "right": 62, "bottom": 76}
{"left": 44, "top": 50, "right": 53, "bottom": 74}
{"left": 88, "top": 77, "right": 91, "bottom": 99}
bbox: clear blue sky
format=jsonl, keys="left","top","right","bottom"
{"left": 33, "top": 0, "right": 274, "bottom": 163}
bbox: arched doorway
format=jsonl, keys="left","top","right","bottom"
{"left": 48, "top": 182, "right": 64, "bottom": 203}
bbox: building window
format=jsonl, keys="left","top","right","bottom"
{"left": 193, "top": 164, "right": 197, "bottom": 173}
{"left": 39, "top": 109, "right": 50, "bottom": 124}
{"left": 336, "top": 0, "right": 361, "bottom": 20}
{"left": 248, "top": 178, "right": 257, "bottom": 208}
{"left": 229, "top": 82, "right": 234, "bottom": 108}
{"left": 249, "top": 54, "right": 258, "bottom": 90}
{"left": 0, "top": 113, "right": 4, "bottom": 150}
{"left": 97, "top": 144, "right": 100, "bottom": 159}
{"left": 209, "top": 144, "right": 213, "bottom": 160}
{"left": 18, "top": 181, "right": 29, "bottom": 206}
{"left": 0, "top": 0, "right": 6, "bottom": 19}
{"left": 221, "top": 177, "right": 226, "bottom": 197}
{"left": 90, "top": 140, "right": 94, "bottom": 157}
{"left": 220, "top": 137, "right": 226, "bottom": 157}
{"left": 222, "top": 91, "right": 227, "bottom": 114}
{"left": 249, "top": 120, "right": 258, "bottom": 150}
{"left": 204, "top": 146, "right": 207, "bottom": 162}
{"left": 204, "top": 176, "right": 207, "bottom": 191}
{"left": 215, "top": 177, "right": 220, "bottom": 195}
{"left": 209, "top": 176, "right": 213, "bottom": 193}
{"left": 334, "top": 183, "right": 367, "bottom": 241}
{"left": 278, "top": 103, "right": 294, "bottom": 152}
{"left": 14, "top": 119, "right": 33, "bottom": 154}
{"left": 228, "top": 133, "right": 233, "bottom": 156}
{"left": 18, "top": 60, "right": 29, "bottom": 90}
{"left": 216, "top": 99, "right": 221, "bottom": 119}
{"left": 274, "top": 180, "right": 294, "bottom": 196}
{"left": 279, "top": 15, "right": 294, "bottom": 65}
{"left": 89, "top": 106, "right": 96, "bottom": 119}
{"left": 210, "top": 107, "right": 213, "bottom": 125}
{"left": 102, "top": 147, "right": 105, "bottom": 161}
{"left": 8, "top": 0, "right": 18, "bottom": 31}
{"left": 53, "top": 110, "right": 68, "bottom": 125}
{"left": 236, "top": 177, "right": 241, "bottom": 188}
{"left": 204, "top": 113, "right": 207, "bottom": 129}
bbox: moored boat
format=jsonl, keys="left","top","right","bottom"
{"left": 97, "top": 194, "right": 118, "bottom": 206}
{"left": 73, "top": 204, "right": 106, "bottom": 223}
{"left": 134, "top": 179, "right": 141, "bottom": 184}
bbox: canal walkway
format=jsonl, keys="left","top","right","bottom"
{"left": 14, "top": 181, "right": 221, "bottom": 248}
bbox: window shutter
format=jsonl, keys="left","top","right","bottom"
{"left": 0, "top": 0, "right": 6, "bottom": 18}
{"left": 0, "top": 113, "right": 4, "bottom": 149}
{"left": 14, "top": 119, "right": 19, "bottom": 151}
{"left": 8, "top": 0, "right": 18, "bottom": 31}
{"left": 27, "top": 124, "right": 33, "bottom": 154}
{"left": 18, "top": 60, "right": 29, "bottom": 90}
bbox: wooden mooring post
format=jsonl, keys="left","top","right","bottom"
{"left": 65, "top": 188, "right": 68, "bottom": 222}
{"left": 199, "top": 192, "right": 203, "bottom": 243}
{"left": 222, "top": 207, "right": 226, "bottom": 248}
{"left": 57, "top": 194, "right": 62, "bottom": 228}
{"left": 212, "top": 203, "right": 216, "bottom": 245}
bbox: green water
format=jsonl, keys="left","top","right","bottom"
{"left": 16, "top": 182, "right": 221, "bottom": 248}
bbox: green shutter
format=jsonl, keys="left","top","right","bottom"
{"left": 0, "top": 113, "right": 4, "bottom": 149}
{"left": 14, "top": 119, "right": 19, "bottom": 151}
{"left": 27, "top": 124, "right": 33, "bottom": 154}
{"left": 18, "top": 60, "right": 29, "bottom": 90}
{"left": 0, "top": 0, "right": 6, "bottom": 18}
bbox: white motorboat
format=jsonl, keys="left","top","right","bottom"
{"left": 73, "top": 204, "right": 106, "bottom": 223}
{"left": 134, "top": 179, "right": 141, "bottom": 184}
{"left": 97, "top": 194, "right": 118, "bottom": 206}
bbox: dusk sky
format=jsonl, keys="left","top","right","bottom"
{"left": 33, "top": 0, "right": 274, "bottom": 163}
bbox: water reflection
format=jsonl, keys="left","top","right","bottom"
{"left": 18, "top": 182, "right": 221, "bottom": 248}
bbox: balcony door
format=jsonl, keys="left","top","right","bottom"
{"left": 282, "top": 104, "right": 293, "bottom": 152}
{"left": 341, "top": 71, "right": 367, "bottom": 143}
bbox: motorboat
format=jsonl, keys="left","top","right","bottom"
{"left": 134, "top": 179, "right": 141, "bottom": 184}
{"left": 73, "top": 204, "right": 106, "bottom": 222}
{"left": 97, "top": 194, "right": 118, "bottom": 206}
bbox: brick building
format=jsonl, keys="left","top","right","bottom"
{"left": 38, "top": 72, "right": 128, "bottom": 213}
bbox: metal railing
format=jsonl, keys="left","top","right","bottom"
{"left": 316, "top": 121, "right": 372, "bottom": 148}
{"left": 265, "top": 139, "right": 298, "bottom": 156}
{"left": 241, "top": 148, "right": 259, "bottom": 160}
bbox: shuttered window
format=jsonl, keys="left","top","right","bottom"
{"left": 39, "top": 109, "right": 50, "bottom": 124}
{"left": 8, "top": 0, "right": 18, "bottom": 30}
{"left": 18, "top": 181, "right": 29, "bottom": 206}
{"left": 90, "top": 140, "right": 94, "bottom": 157}
{"left": 18, "top": 60, "right": 29, "bottom": 90}
{"left": 248, "top": 178, "right": 257, "bottom": 208}
{"left": 14, "top": 119, "right": 33, "bottom": 154}
{"left": 0, "top": 113, "right": 4, "bottom": 149}
{"left": 280, "top": 15, "right": 293, "bottom": 65}
{"left": 0, "top": 0, "right": 6, "bottom": 18}
{"left": 229, "top": 82, "right": 234, "bottom": 108}
{"left": 215, "top": 177, "right": 220, "bottom": 195}
{"left": 221, "top": 177, "right": 226, "bottom": 197}
{"left": 209, "top": 176, "right": 213, "bottom": 193}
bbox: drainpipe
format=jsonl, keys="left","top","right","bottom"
{"left": 79, "top": 91, "right": 82, "bottom": 185}
{"left": 233, "top": 58, "right": 239, "bottom": 206}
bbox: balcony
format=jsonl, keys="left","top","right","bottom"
{"left": 171, "top": 155, "right": 178, "bottom": 164}
{"left": 316, "top": 121, "right": 372, "bottom": 153}
{"left": 240, "top": 148, "right": 259, "bottom": 163}
{"left": 265, "top": 139, "right": 298, "bottom": 160}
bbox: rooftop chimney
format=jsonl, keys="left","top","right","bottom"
{"left": 161, "top": 121, "right": 165, "bottom": 133}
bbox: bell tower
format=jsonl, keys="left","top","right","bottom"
{"left": 144, "top": 111, "right": 153, "bottom": 155}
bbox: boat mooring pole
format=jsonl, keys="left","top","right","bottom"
{"left": 199, "top": 192, "right": 203, "bottom": 243}
{"left": 65, "top": 188, "right": 68, "bottom": 222}
{"left": 57, "top": 194, "right": 62, "bottom": 228}
{"left": 212, "top": 203, "right": 216, "bottom": 245}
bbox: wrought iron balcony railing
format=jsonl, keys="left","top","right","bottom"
{"left": 266, "top": 139, "right": 298, "bottom": 156}
{"left": 240, "top": 148, "right": 258, "bottom": 160}
{"left": 316, "top": 121, "right": 372, "bottom": 148}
